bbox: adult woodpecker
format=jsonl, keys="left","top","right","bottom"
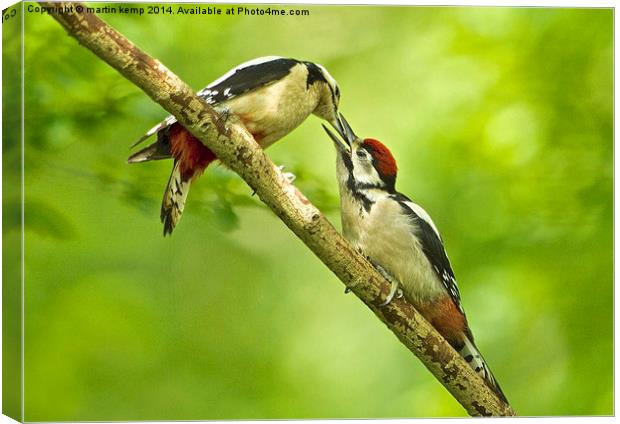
{"left": 129, "top": 56, "right": 341, "bottom": 235}
{"left": 323, "top": 116, "right": 509, "bottom": 404}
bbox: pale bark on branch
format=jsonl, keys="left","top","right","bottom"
{"left": 41, "top": 2, "right": 515, "bottom": 417}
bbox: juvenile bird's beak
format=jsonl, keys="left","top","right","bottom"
{"left": 322, "top": 123, "right": 348, "bottom": 155}
{"left": 322, "top": 113, "right": 361, "bottom": 155}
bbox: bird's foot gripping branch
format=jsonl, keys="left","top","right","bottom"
{"left": 41, "top": 1, "right": 515, "bottom": 417}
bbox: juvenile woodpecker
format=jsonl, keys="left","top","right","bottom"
{"left": 323, "top": 116, "right": 509, "bottom": 404}
{"left": 129, "top": 56, "right": 341, "bottom": 235}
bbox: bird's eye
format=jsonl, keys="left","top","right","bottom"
{"left": 335, "top": 86, "right": 340, "bottom": 99}
{"left": 356, "top": 149, "right": 368, "bottom": 159}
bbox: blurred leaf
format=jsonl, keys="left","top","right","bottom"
{"left": 24, "top": 199, "right": 76, "bottom": 240}
{"left": 211, "top": 199, "right": 240, "bottom": 232}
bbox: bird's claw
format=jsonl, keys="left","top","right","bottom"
{"left": 283, "top": 172, "right": 296, "bottom": 183}
{"left": 396, "top": 288, "right": 404, "bottom": 300}
{"left": 216, "top": 108, "right": 231, "bottom": 126}
{"left": 375, "top": 265, "right": 400, "bottom": 307}
{"left": 277, "top": 165, "right": 296, "bottom": 184}
{"left": 379, "top": 279, "right": 400, "bottom": 307}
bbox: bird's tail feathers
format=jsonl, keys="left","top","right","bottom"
{"left": 459, "top": 336, "right": 509, "bottom": 404}
{"left": 161, "top": 161, "right": 191, "bottom": 236}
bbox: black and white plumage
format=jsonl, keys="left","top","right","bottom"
{"left": 391, "top": 192, "right": 464, "bottom": 313}
{"left": 323, "top": 115, "right": 508, "bottom": 404}
{"left": 128, "top": 56, "right": 341, "bottom": 235}
{"left": 132, "top": 56, "right": 341, "bottom": 153}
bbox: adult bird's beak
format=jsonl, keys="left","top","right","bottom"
{"left": 322, "top": 113, "right": 360, "bottom": 155}
{"left": 328, "top": 114, "right": 345, "bottom": 140}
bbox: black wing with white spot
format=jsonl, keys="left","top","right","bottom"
{"left": 133, "top": 57, "right": 300, "bottom": 147}
{"left": 392, "top": 193, "right": 464, "bottom": 313}
{"left": 196, "top": 57, "right": 300, "bottom": 104}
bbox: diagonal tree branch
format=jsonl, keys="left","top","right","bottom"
{"left": 41, "top": 2, "right": 515, "bottom": 417}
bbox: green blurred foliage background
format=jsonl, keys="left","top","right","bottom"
{"left": 4, "top": 3, "right": 612, "bottom": 419}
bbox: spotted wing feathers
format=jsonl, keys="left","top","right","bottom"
{"left": 133, "top": 57, "right": 300, "bottom": 148}
{"left": 161, "top": 161, "right": 191, "bottom": 236}
{"left": 196, "top": 56, "right": 299, "bottom": 104}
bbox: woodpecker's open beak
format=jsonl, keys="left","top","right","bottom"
{"left": 323, "top": 113, "right": 358, "bottom": 155}
{"left": 328, "top": 114, "right": 344, "bottom": 140}
{"left": 322, "top": 122, "right": 349, "bottom": 154}
{"left": 339, "top": 113, "right": 358, "bottom": 147}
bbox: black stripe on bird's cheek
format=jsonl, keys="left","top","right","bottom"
{"left": 338, "top": 150, "right": 375, "bottom": 213}
{"left": 345, "top": 176, "right": 375, "bottom": 213}
{"left": 348, "top": 183, "right": 375, "bottom": 213}
{"left": 341, "top": 151, "right": 354, "bottom": 173}
{"left": 359, "top": 195, "right": 374, "bottom": 213}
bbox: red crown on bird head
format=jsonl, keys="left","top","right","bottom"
{"left": 362, "top": 138, "right": 398, "bottom": 178}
